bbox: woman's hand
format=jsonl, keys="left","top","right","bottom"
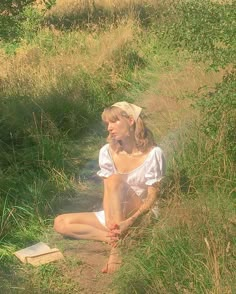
{"left": 109, "top": 218, "right": 134, "bottom": 236}
{"left": 106, "top": 223, "right": 120, "bottom": 247}
{"left": 106, "top": 218, "right": 135, "bottom": 247}
{"left": 118, "top": 218, "right": 134, "bottom": 234}
{"left": 106, "top": 231, "right": 119, "bottom": 247}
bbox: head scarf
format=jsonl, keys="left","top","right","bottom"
{"left": 112, "top": 101, "right": 142, "bottom": 122}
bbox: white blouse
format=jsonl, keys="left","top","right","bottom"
{"left": 97, "top": 144, "right": 166, "bottom": 200}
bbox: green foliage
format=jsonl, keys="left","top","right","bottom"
{"left": 0, "top": 1, "right": 56, "bottom": 44}
{"left": 43, "top": 0, "right": 56, "bottom": 11}
{"left": 0, "top": 0, "right": 35, "bottom": 41}
{"left": 196, "top": 70, "right": 236, "bottom": 159}
{"left": 0, "top": 16, "right": 151, "bottom": 253}
{"left": 20, "top": 6, "right": 44, "bottom": 41}
{"left": 0, "top": 1, "right": 235, "bottom": 291}
{"left": 0, "top": 0, "right": 34, "bottom": 15}
{"left": 0, "top": 256, "right": 81, "bottom": 293}
{"left": 114, "top": 193, "right": 236, "bottom": 293}
{"left": 19, "top": 1, "right": 57, "bottom": 42}
{"left": 166, "top": 0, "right": 236, "bottom": 70}
{"left": 0, "top": 14, "right": 20, "bottom": 42}
{"left": 159, "top": 0, "right": 236, "bottom": 171}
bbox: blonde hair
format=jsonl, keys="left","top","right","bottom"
{"left": 101, "top": 106, "right": 155, "bottom": 152}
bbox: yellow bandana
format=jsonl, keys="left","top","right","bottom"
{"left": 112, "top": 101, "right": 142, "bottom": 122}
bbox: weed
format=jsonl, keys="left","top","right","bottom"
{"left": 0, "top": 0, "right": 235, "bottom": 292}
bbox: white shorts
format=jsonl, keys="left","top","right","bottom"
{"left": 94, "top": 210, "right": 106, "bottom": 227}
{"left": 94, "top": 204, "right": 159, "bottom": 227}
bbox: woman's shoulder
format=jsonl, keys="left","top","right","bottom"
{"left": 147, "top": 146, "right": 165, "bottom": 167}
{"left": 97, "top": 144, "right": 115, "bottom": 176}
{"left": 149, "top": 145, "right": 164, "bottom": 157}
{"left": 99, "top": 143, "right": 110, "bottom": 153}
{"left": 99, "top": 144, "right": 112, "bottom": 161}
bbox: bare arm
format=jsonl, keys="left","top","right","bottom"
{"left": 132, "top": 183, "right": 160, "bottom": 220}
{"left": 118, "top": 182, "right": 161, "bottom": 233}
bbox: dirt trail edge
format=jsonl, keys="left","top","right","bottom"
{"left": 47, "top": 178, "right": 114, "bottom": 294}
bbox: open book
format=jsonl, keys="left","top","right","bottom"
{"left": 14, "top": 242, "right": 64, "bottom": 266}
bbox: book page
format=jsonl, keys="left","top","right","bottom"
{"left": 14, "top": 242, "right": 51, "bottom": 261}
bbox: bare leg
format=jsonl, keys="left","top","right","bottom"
{"left": 102, "top": 175, "right": 142, "bottom": 273}
{"left": 103, "top": 174, "right": 142, "bottom": 224}
{"left": 54, "top": 175, "right": 142, "bottom": 274}
{"left": 54, "top": 212, "right": 111, "bottom": 243}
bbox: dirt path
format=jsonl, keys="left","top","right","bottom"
{"left": 50, "top": 232, "right": 113, "bottom": 293}
{"left": 45, "top": 176, "right": 116, "bottom": 293}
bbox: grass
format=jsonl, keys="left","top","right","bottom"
{"left": 116, "top": 194, "right": 235, "bottom": 293}
{"left": 113, "top": 122, "right": 235, "bottom": 293}
{"left": 0, "top": 257, "right": 83, "bottom": 293}
{"left": 1, "top": 5, "right": 162, "bottom": 283}
{"left": 0, "top": 0, "right": 235, "bottom": 293}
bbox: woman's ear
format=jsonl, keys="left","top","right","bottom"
{"left": 128, "top": 117, "right": 135, "bottom": 126}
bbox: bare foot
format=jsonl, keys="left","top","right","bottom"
{"left": 102, "top": 247, "right": 121, "bottom": 274}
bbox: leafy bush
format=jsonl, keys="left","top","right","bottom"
{"left": 0, "top": 1, "right": 35, "bottom": 41}
{"left": 166, "top": 0, "right": 236, "bottom": 70}
{"left": 196, "top": 70, "right": 236, "bottom": 159}
{"left": 0, "top": 1, "right": 55, "bottom": 45}
{"left": 113, "top": 3, "right": 236, "bottom": 291}
{"left": 20, "top": 6, "right": 44, "bottom": 42}
{"left": 159, "top": 0, "right": 236, "bottom": 172}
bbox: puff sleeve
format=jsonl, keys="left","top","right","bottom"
{"left": 97, "top": 144, "right": 115, "bottom": 178}
{"left": 145, "top": 147, "right": 166, "bottom": 185}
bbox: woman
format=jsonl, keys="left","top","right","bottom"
{"left": 54, "top": 101, "right": 165, "bottom": 274}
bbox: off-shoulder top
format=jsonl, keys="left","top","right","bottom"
{"left": 97, "top": 144, "right": 166, "bottom": 200}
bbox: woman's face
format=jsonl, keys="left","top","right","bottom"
{"left": 105, "top": 116, "right": 134, "bottom": 141}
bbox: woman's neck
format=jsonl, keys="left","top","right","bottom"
{"left": 119, "top": 136, "right": 139, "bottom": 155}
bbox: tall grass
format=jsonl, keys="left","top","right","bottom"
{"left": 0, "top": 0, "right": 235, "bottom": 292}
{"left": 113, "top": 121, "right": 235, "bottom": 293}
{"left": 112, "top": 0, "right": 236, "bottom": 293}
{"left": 0, "top": 0, "right": 171, "bottom": 254}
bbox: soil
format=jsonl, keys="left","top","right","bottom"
{"left": 46, "top": 176, "right": 116, "bottom": 294}
{"left": 51, "top": 232, "right": 114, "bottom": 294}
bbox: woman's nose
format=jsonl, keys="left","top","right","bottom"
{"left": 107, "top": 122, "right": 113, "bottom": 131}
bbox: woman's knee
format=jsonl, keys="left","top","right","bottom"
{"left": 106, "top": 174, "right": 127, "bottom": 191}
{"left": 54, "top": 215, "right": 68, "bottom": 235}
